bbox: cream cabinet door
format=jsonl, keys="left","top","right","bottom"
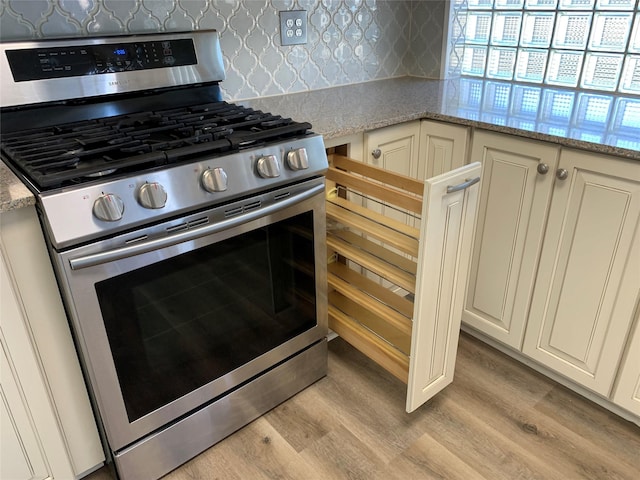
{"left": 364, "top": 122, "right": 421, "bottom": 223}
{"left": 462, "top": 131, "right": 559, "bottom": 349}
{"left": 1, "top": 250, "right": 53, "bottom": 480}
{"left": 407, "top": 162, "right": 481, "bottom": 411}
{"left": 522, "top": 150, "right": 640, "bottom": 396}
{"left": 364, "top": 121, "right": 421, "bottom": 178}
{"left": 417, "top": 120, "right": 469, "bottom": 180}
{"left": 612, "top": 306, "right": 640, "bottom": 417}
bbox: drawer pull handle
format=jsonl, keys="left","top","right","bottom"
{"left": 371, "top": 148, "right": 382, "bottom": 159}
{"left": 446, "top": 176, "right": 480, "bottom": 194}
{"left": 537, "top": 163, "right": 549, "bottom": 175}
{"left": 556, "top": 168, "right": 568, "bottom": 181}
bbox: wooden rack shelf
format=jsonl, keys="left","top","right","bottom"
{"left": 325, "top": 153, "right": 482, "bottom": 412}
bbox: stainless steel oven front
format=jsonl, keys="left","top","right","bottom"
{"left": 50, "top": 177, "right": 327, "bottom": 479}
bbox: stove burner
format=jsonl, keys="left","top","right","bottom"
{"left": 1, "top": 102, "right": 311, "bottom": 189}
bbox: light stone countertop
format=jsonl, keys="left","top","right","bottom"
{"left": 2, "top": 76, "right": 639, "bottom": 213}
{"left": 0, "top": 163, "right": 35, "bottom": 212}
{"left": 241, "top": 76, "right": 640, "bottom": 160}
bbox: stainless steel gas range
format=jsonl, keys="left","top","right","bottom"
{"left": 0, "top": 30, "right": 328, "bottom": 480}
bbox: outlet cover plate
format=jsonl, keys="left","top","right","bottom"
{"left": 280, "top": 10, "right": 307, "bottom": 46}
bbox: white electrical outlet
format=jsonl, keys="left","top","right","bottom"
{"left": 279, "top": 10, "right": 307, "bottom": 46}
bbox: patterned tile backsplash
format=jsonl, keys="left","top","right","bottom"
{"left": 0, "top": 0, "right": 446, "bottom": 101}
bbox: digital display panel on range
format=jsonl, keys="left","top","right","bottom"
{"left": 6, "top": 39, "right": 197, "bottom": 82}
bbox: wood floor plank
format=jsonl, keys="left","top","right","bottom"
{"left": 83, "top": 333, "right": 640, "bottom": 480}
{"left": 262, "top": 382, "right": 342, "bottom": 453}
{"left": 451, "top": 337, "right": 640, "bottom": 480}
{"left": 534, "top": 384, "right": 640, "bottom": 472}
{"left": 372, "top": 430, "right": 491, "bottom": 480}
{"left": 298, "top": 424, "right": 387, "bottom": 480}
{"left": 188, "top": 416, "right": 318, "bottom": 480}
{"left": 455, "top": 333, "right": 556, "bottom": 405}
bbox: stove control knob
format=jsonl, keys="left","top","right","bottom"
{"left": 201, "top": 167, "right": 228, "bottom": 193}
{"left": 286, "top": 148, "right": 309, "bottom": 171}
{"left": 93, "top": 193, "right": 125, "bottom": 222}
{"left": 138, "top": 182, "right": 167, "bottom": 209}
{"left": 256, "top": 155, "right": 281, "bottom": 178}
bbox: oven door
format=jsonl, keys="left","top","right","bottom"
{"left": 53, "top": 179, "right": 327, "bottom": 452}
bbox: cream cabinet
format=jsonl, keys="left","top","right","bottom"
{"left": 364, "top": 120, "right": 421, "bottom": 178}
{"left": 0, "top": 206, "right": 105, "bottom": 479}
{"left": 417, "top": 120, "right": 469, "bottom": 179}
{"left": 522, "top": 149, "right": 640, "bottom": 396}
{"left": 363, "top": 121, "right": 422, "bottom": 228}
{"left": 462, "top": 131, "right": 559, "bottom": 349}
{"left": 1, "top": 249, "right": 51, "bottom": 480}
{"left": 613, "top": 306, "right": 640, "bottom": 417}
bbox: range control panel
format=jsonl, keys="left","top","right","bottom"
{"left": 6, "top": 38, "right": 197, "bottom": 82}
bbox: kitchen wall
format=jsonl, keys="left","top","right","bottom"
{"left": 0, "top": 0, "right": 447, "bottom": 101}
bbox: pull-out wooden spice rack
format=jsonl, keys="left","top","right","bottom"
{"left": 325, "top": 154, "right": 481, "bottom": 412}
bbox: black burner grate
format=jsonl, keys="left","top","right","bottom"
{"left": 1, "top": 102, "right": 311, "bottom": 189}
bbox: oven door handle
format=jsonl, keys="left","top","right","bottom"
{"left": 69, "top": 183, "right": 324, "bottom": 270}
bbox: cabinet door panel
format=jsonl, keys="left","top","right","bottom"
{"left": 613, "top": 306, "right": 640, "bottom": 416}
{"left": 463, "top": 131, "right": 558, "bottom": 349}
{"left": 407, "top": 163, "right": 482, "bottom": 411}
{"left": 523, "top": 150, "right": 640, "bottom": 395}
{"left": 1, "top": 253, "right": 50, "bottom": 480}
{"left": 418, "top": 120, "right": 468, "bottom": 179}
{"left": 364, "top": 121, "right": 421, "bottom": 225}
{"left": 364, "top": 122, "right": 421, "bottom": 288}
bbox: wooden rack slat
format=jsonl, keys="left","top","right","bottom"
{"left": 329, "top": 262, "right": 414, "bottom": 318}
{"left": 327, "top": 232, "right": 417, "bottom": 294}
{"left": 326, "top": 167, "right": 423, "bottom": 214}
{"left": 328, "top": 196, "right": 420, "bottom": 239}
{"left": 328, "top": 266, "right": 412, "bottom": 337}
{"left": 330, "top": 154, "right": 424, "bottom": 196}
{"left": 328, "top": 291, "right": 411, "bottom": 355}
{"left": 330, "top": 229, "right": 417, "bottom": 276}
{"left": 328, "top": 303, "right": 410, "bottom": 383}
{"left": 326, "top": 201, "right": 419, "bottom": 257}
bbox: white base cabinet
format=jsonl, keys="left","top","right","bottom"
{"left": 463, "top": 131, "right": 559, "bottom": 349}
{"left": 325, "top": 120, "right": 639, "bottom": 423}
{"left": 1, "top": 250, "right": 51, "bottom": 480}
{"left": 522, "top": 149, "right": 640, "bottom": 396}
{"left": 0, "top": 206, "right": 105, "bottom": 479}
{"left": 462, "top": 130, "right": 639, "bottom": 422}
{"left": 417, "top": 120, "right": 468, "bottom": 179}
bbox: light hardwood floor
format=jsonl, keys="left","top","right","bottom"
{"left": 86, "top": 333, "right": 640, "bottom": 480}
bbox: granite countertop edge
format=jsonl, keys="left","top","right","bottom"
{"left": 241, "top": 77, "right": 639, "bottom": 161}
{"left": 3, "top": 76, "right": 638, "bottom": 213}
{"left": 1, "top": 163, "right": 36, "bottom": 213}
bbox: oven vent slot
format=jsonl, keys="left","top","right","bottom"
{"left": 224, "top": 200, "right": 262, "bottom": 218}
{"left": 243, "top": 200, "right": 261, "bottom": 211}
{"left": 187, "top": 217, "right": 209, "bottom": 228}
{"left": 274, "top": 192, "right": 291, "bottom": 201}
{"left": 166, "top": 223, "right": 188, "bottom": 233}
{"left": 125, "top": 235, "right": 149, "bottom": 244}
{"left": 224, "top": 206, "right": 244, "bottom": 218}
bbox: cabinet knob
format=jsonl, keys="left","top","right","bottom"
{"left": 537, "top": 163, "right": 549, "bottom": 175}
{"left": 556, "top": 168, "right": 569, "bottom": 181}
{"left": 371, "top": 148, "right": 382, "bottom": 159}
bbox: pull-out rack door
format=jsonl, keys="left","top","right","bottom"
{"left": 325, "top": 155, "right": 481, "bottom": 412}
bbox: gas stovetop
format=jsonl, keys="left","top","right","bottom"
{"left": 0, "top": 30, "right": 328, "bottom": 249}
{"left": 1, "top": 101, "right": 311, "bottom": 189}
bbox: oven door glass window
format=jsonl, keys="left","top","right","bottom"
{"left": 95, "top": 211, "right": 316, "bottom": 422}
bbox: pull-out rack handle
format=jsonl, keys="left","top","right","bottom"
{"left": 446, "top": 176, "right": 480, "bottom": 194}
